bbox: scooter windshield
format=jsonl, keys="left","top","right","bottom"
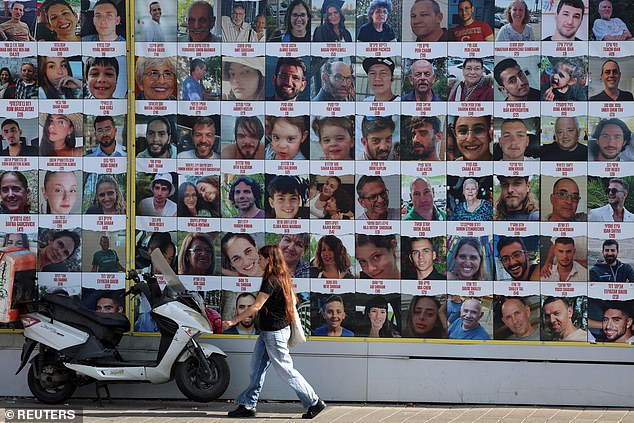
{"left": 150, "top": 248, "right": 187, "bottom": 294}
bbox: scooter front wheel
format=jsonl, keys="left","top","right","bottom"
{"left": 174, "top": 354, "right": 230, "bottom": 402}
{"left": 27, "top": 363, "right": 76, "bottom": 404}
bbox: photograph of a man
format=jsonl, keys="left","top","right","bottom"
{"left": 589, "top": 60, "right": 633, "bottom": 101}
{"left": 496, "top": 119, "right": 538, "bottom": 161}
{"left": 91, "top": 235, "right": 125, "bottom": 272}
{"left": 0, "top": 1, "right": 35, "bottom": 41}
{"left": 142, "top": 1, "right": 166, "bottom": 42}
{"left": 592, "top": 0, "right": 633, "bottom": 41}
{"left": 402, "top": 59, "right": 443, "bottom": 102}
{"left": 181, "top": 58, "right": 213, "bottom": 101}
{"left": 223, "top": 292, "right": 259, "bottom": 335}
{"left": 177, "top": 116, "right": 219, "bottom": 159}
{"left": 544, "top": 177, "right": 586, "bottom": 222}
{"left": 408, "top": 0, "right": 447, "bottom": 41}
{"left": 228, "top": 176, "right": 265, "bottom": 218}
{"left": 184, "top": 1, "right": 220, "bottom": 42}
{"left": 403, "top": 237, "right": 445, "bottom": 280}
{"left": 543, "top": 0, "right": 585, "bottom": 41}
{"left": 85, "top": 116, "right": 126, "bottom": 157}
{"left": 356, "top": 175, "right": 400, "bottom": 220}
{"left": 589, "top": 118, "right": 631, "bottom": 162}
{"left": 137, "top": 173, "right": 177, "bottom": 217}
{"left": 312, "top": 59, "right": 354, "bottom": 101}
{"left": 541, "top": 296, "right": 587, "bottom": 341}
{"left": 95, "top": 291, "right": 124, "bottom": 314}
{"left": 498, "top": 297, "right": 539, "bottom": 340}
{"left": 82, "top": 0, "right": 125, "bottom": 41}
{"left": 359, "top": 116, "right": 396, "bottom": 160}
{"left": 588, "top": 178, "right": 634, "bottom": 222}
{"left": 221, "top": 116, "right": 265, "bottom": 159}
{"left": 403, "top": 177, "right": 446, "bottom": 221}
{"left": 493, "top": 58, "right": 541, "bottom": 101}
{"left": 448, "top": 298, "right": 491, "bottom": 340}
{"left": 496, "top": 236, "right": 540, "bottom": 281}
{"left": 221, "top": 2, "right": 257, "bottom": 42}
{"left": 15, "top": 62, "right": 38, "bottom": 99}
{"left": 541, "top": 237, "right": 587, "bottom": 282}
{"left": 450, "top": 0, "right": 494, "bottom": 41}
{"left": 589, "top": 240, "right": 634, "bottom": 282}
{"left": 401, "top": 116, "right": 443, "bottom": 161}
{"left": 494, "top": 176, "right": 539, "bottom": 221}
{"left": 361, "top": 57, "right": 399, "bottom": 102}
{"left": 267, "top": 57, "right": 308, "bottom": 101}
{"left": 601, "top": 302, "right": 634, "bottom": 343}
{"left": 137, "top": 116, "right": 176, "bottom": 158}
{"left": 0, "top": 118, "right": 38, "bottom": 156}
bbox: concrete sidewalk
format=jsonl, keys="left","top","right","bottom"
{"left": 2, "top": 398, "right": 634, "bottom": 422}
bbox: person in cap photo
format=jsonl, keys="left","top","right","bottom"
{"left": 222, "top": 56, "right": 265, "bottom": 101}
{"left": 362, "top": 57, "right": 399, "bottom": 101}
{"left": 39, "top": 113, "right": 83, "bottom": 157}
{"left": 137, "top": 173, "right": 177, "bottom": 217}
{"left": 313, "top": 0, "right": 353, "bottom": 42}
{"left": 357, "top": 0, "right": 397, "bottom": 42}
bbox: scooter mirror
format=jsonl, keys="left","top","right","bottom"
{"left": 150, "top": 248, "right": 186, "bottom": 294}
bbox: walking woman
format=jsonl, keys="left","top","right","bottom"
{"left": 222, "top": 244, "right": 326, "bottom": 419}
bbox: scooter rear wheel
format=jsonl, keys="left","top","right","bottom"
{"left": 174, "top": 354, "right": 230, "bottom": 402}
{"left": 27, "top": 363, "right": 76, "bottom": 404}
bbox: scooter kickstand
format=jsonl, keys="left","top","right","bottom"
{"left": 94, "top": 382, "right": 113, "bottom": 407}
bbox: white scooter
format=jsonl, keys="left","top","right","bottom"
{"left": 16, "top": 249, "right": 230, "bottom": 404}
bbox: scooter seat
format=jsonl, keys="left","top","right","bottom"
{"left": 43, "top": 294, "right": 131, "bottom": 331}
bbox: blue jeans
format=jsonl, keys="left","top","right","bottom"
{"left": 235, "top": 326, "right": 319, "bottom": 408}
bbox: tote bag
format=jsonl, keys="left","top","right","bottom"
{"left": 288, "top": 298, "right": 306, "bottom": 348}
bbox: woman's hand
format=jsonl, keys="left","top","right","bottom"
{"left": 222, "top": 320, "right": 235, "bottom": 331}
{"left": 57, "top": 76, "right": 82, "bottom": 91}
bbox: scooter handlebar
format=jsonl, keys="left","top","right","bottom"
{"left": 124, "top": 282, "right": 152, "bottom": 300}
{"left": 126, "top": 269, "right": 140, "bottom": 283}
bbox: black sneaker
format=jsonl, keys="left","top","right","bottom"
{"left": 228, "top": 404, "right": 257, "bottom": 418}
{"left": 302, "top": 399, "right": 326, "bottom": 419}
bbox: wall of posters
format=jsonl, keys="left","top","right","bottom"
{"left": 0, "top": 0, "right": 128, "bottom": 329}
{"left": 2, "top": 0, "right": 633, "bottom": 347}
